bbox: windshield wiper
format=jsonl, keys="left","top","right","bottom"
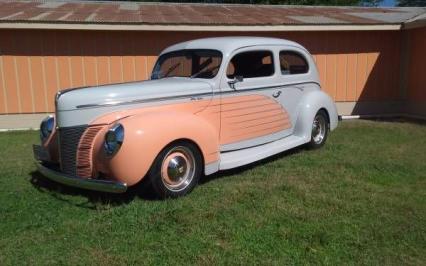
{"left": 162, "top": 62, "right": 181, "bottom": 78}
{"left": 190, "top": 57, "right": 213, "bottom": 78}
{"left": 191, "top": 65, "right": 219, "bottom": 79}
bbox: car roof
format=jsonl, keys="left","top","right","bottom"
{"left": 161, "top": 36, "right": 306, "bottom": 56}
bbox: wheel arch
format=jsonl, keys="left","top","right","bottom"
{"left": 318, "top": 107, "right": 330, "bottom": 128}
{"left": 161, "top": 138, "right": 205, "bottom": 171}
{"left": 293, "top": 90, "right": 338, "bottom": 140}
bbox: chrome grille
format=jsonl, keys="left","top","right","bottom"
{"left": 58, "top": 125, "right": 87, "bottom": 176}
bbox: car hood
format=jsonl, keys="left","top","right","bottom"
{"left": 56, "top": 77, "right": 213, "bottom": 111}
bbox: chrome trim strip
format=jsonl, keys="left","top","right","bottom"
{"left": 35, "top": 161, "right": 128, "bottom": 193}
{"left": 56, "top": 86, "right": 89, "bottom": 104}
{"left": 75, "top": 92, "right": 213, "bottom": 109}
{"left": 75, "top": 81, "right": 318, "bottom": 110}
{"left": 59, "top": 86, "right": 89, "bottom": 95}
{"left": 220, "top": 81, "right": 318, "bottom": 95}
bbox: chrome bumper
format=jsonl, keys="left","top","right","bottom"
{"left": 35, "top": 161, "right": 127, "bottom": 193}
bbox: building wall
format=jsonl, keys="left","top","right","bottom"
{"left": 405, "top": 27, "right": 426, "bottom": 117}
{"left": 0, "top": 29, "right": 404, "bottom": 116}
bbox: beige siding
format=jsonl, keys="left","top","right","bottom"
{"left": 0, "top": 29, "right": 406, "bottom": 114}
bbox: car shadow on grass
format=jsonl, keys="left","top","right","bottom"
{"left": 29, "top": 145, "right": 307, "bottom": 208}
{"left": 29, "top": 171, "right": 158, "bottom": 209}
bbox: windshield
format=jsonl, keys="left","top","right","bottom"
{"left": 151, "top": 49, "right": 222, "bottom": 80}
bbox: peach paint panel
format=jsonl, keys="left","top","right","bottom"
{"left": 219, "top": 95, "right": 291, "bottom": 144}
{"left": 91, "top": 94, "right": 290, "bottom": 184}
{"left": 92, "top": 109, "right": 220, "bottom": 186}
{"left": 76, "top": 125, "right": 104, "bottom": 178}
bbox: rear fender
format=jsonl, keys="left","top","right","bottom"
{"left": 293, "top": 90, "right": 338, "bottom": 140}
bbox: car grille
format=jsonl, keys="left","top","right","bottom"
{"left": 76, "top": 126, "right": 104, "bottom": 178}
{"left": 58, "top": 126, "right": 88, "bottom": 176}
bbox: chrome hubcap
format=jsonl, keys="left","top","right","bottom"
{"left": 312, "top": 115, "right": 326, "bottom": 144}
{"left": 161, "top": 146, "right": 195, "bottom": 192}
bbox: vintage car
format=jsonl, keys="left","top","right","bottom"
{"left": 33, "top": 37, "right": 338, "bottom": 198}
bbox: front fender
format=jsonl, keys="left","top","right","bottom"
{"left": 96, "top": 111, "right": 220, "bottom": 186}
{"left": 293, "top": 90, "right": 338, "bottom": 140}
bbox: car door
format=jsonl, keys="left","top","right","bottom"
{"left": 276, "top": 48, "right": 311, "bottom": 130}
{"left": 219, "top": 46, "right": 293, "bottom": 152}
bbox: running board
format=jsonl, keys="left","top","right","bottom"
{"left": 219, "top": 135, "right": 309, "bottom": 170}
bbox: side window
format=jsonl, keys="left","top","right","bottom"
{"left": 227, "top": 51, "right": 274, "bottom": 79}
{"left": 279, "top": 51, "right": 309, "bottom": 75}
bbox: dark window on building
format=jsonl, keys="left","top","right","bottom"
{"left": 279, "top": 51, "right": 309, "bottom": 75}
{"left": 227, "top": 51, "right": 274, "bottom": 79}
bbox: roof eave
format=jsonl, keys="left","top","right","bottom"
{"left": 0, "top": 22, "right": 402, "bottom": 31}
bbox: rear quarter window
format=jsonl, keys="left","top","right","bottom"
{"left": 279, "top": 51, "right": 309, "bottom": 75}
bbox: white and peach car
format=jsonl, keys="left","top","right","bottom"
{"left": 34, "top": 37, "right": 338, "bottom": 198}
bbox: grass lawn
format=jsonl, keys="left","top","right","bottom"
{"left": 0, "top": 120, "right": 425, "bottom": 265}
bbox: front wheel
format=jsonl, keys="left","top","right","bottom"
{"left": 147, "top": 141, "right": 202, "bottom": 199}
{"left": 307, "top": 110, "right": 329, "bottom": 149}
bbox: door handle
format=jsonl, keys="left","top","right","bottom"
{"left": 272, "top": 90, "right": 282, "bottom": 98}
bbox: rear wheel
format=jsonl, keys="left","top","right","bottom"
{"left": 148, "top": 141, "right": 202, "bottom": 198}
{"left": 307, "top": 110, "right": 329, "bottom": 149}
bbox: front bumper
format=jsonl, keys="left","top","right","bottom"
{"left": 33, "top": 145, "right": 127, "bottom": 193}
{"left": 34, "top": 145, "right": 127, "bottom": 193}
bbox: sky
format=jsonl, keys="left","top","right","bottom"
{"left": 379, "top": 0, "right": 397, "bottom": 6}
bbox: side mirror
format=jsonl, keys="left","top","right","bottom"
{"left": 228, "top": 75, "right": 243, "bottom": 90}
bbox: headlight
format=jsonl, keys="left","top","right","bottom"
{"left": 104, "top": 123, "right": 124, "bottom": 156}
{"left": 40, "top": 115, "right": 54, "bottom": 142}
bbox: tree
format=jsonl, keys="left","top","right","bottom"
{"left": 397, "top": 0, "right": 426, "bottom": 6}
